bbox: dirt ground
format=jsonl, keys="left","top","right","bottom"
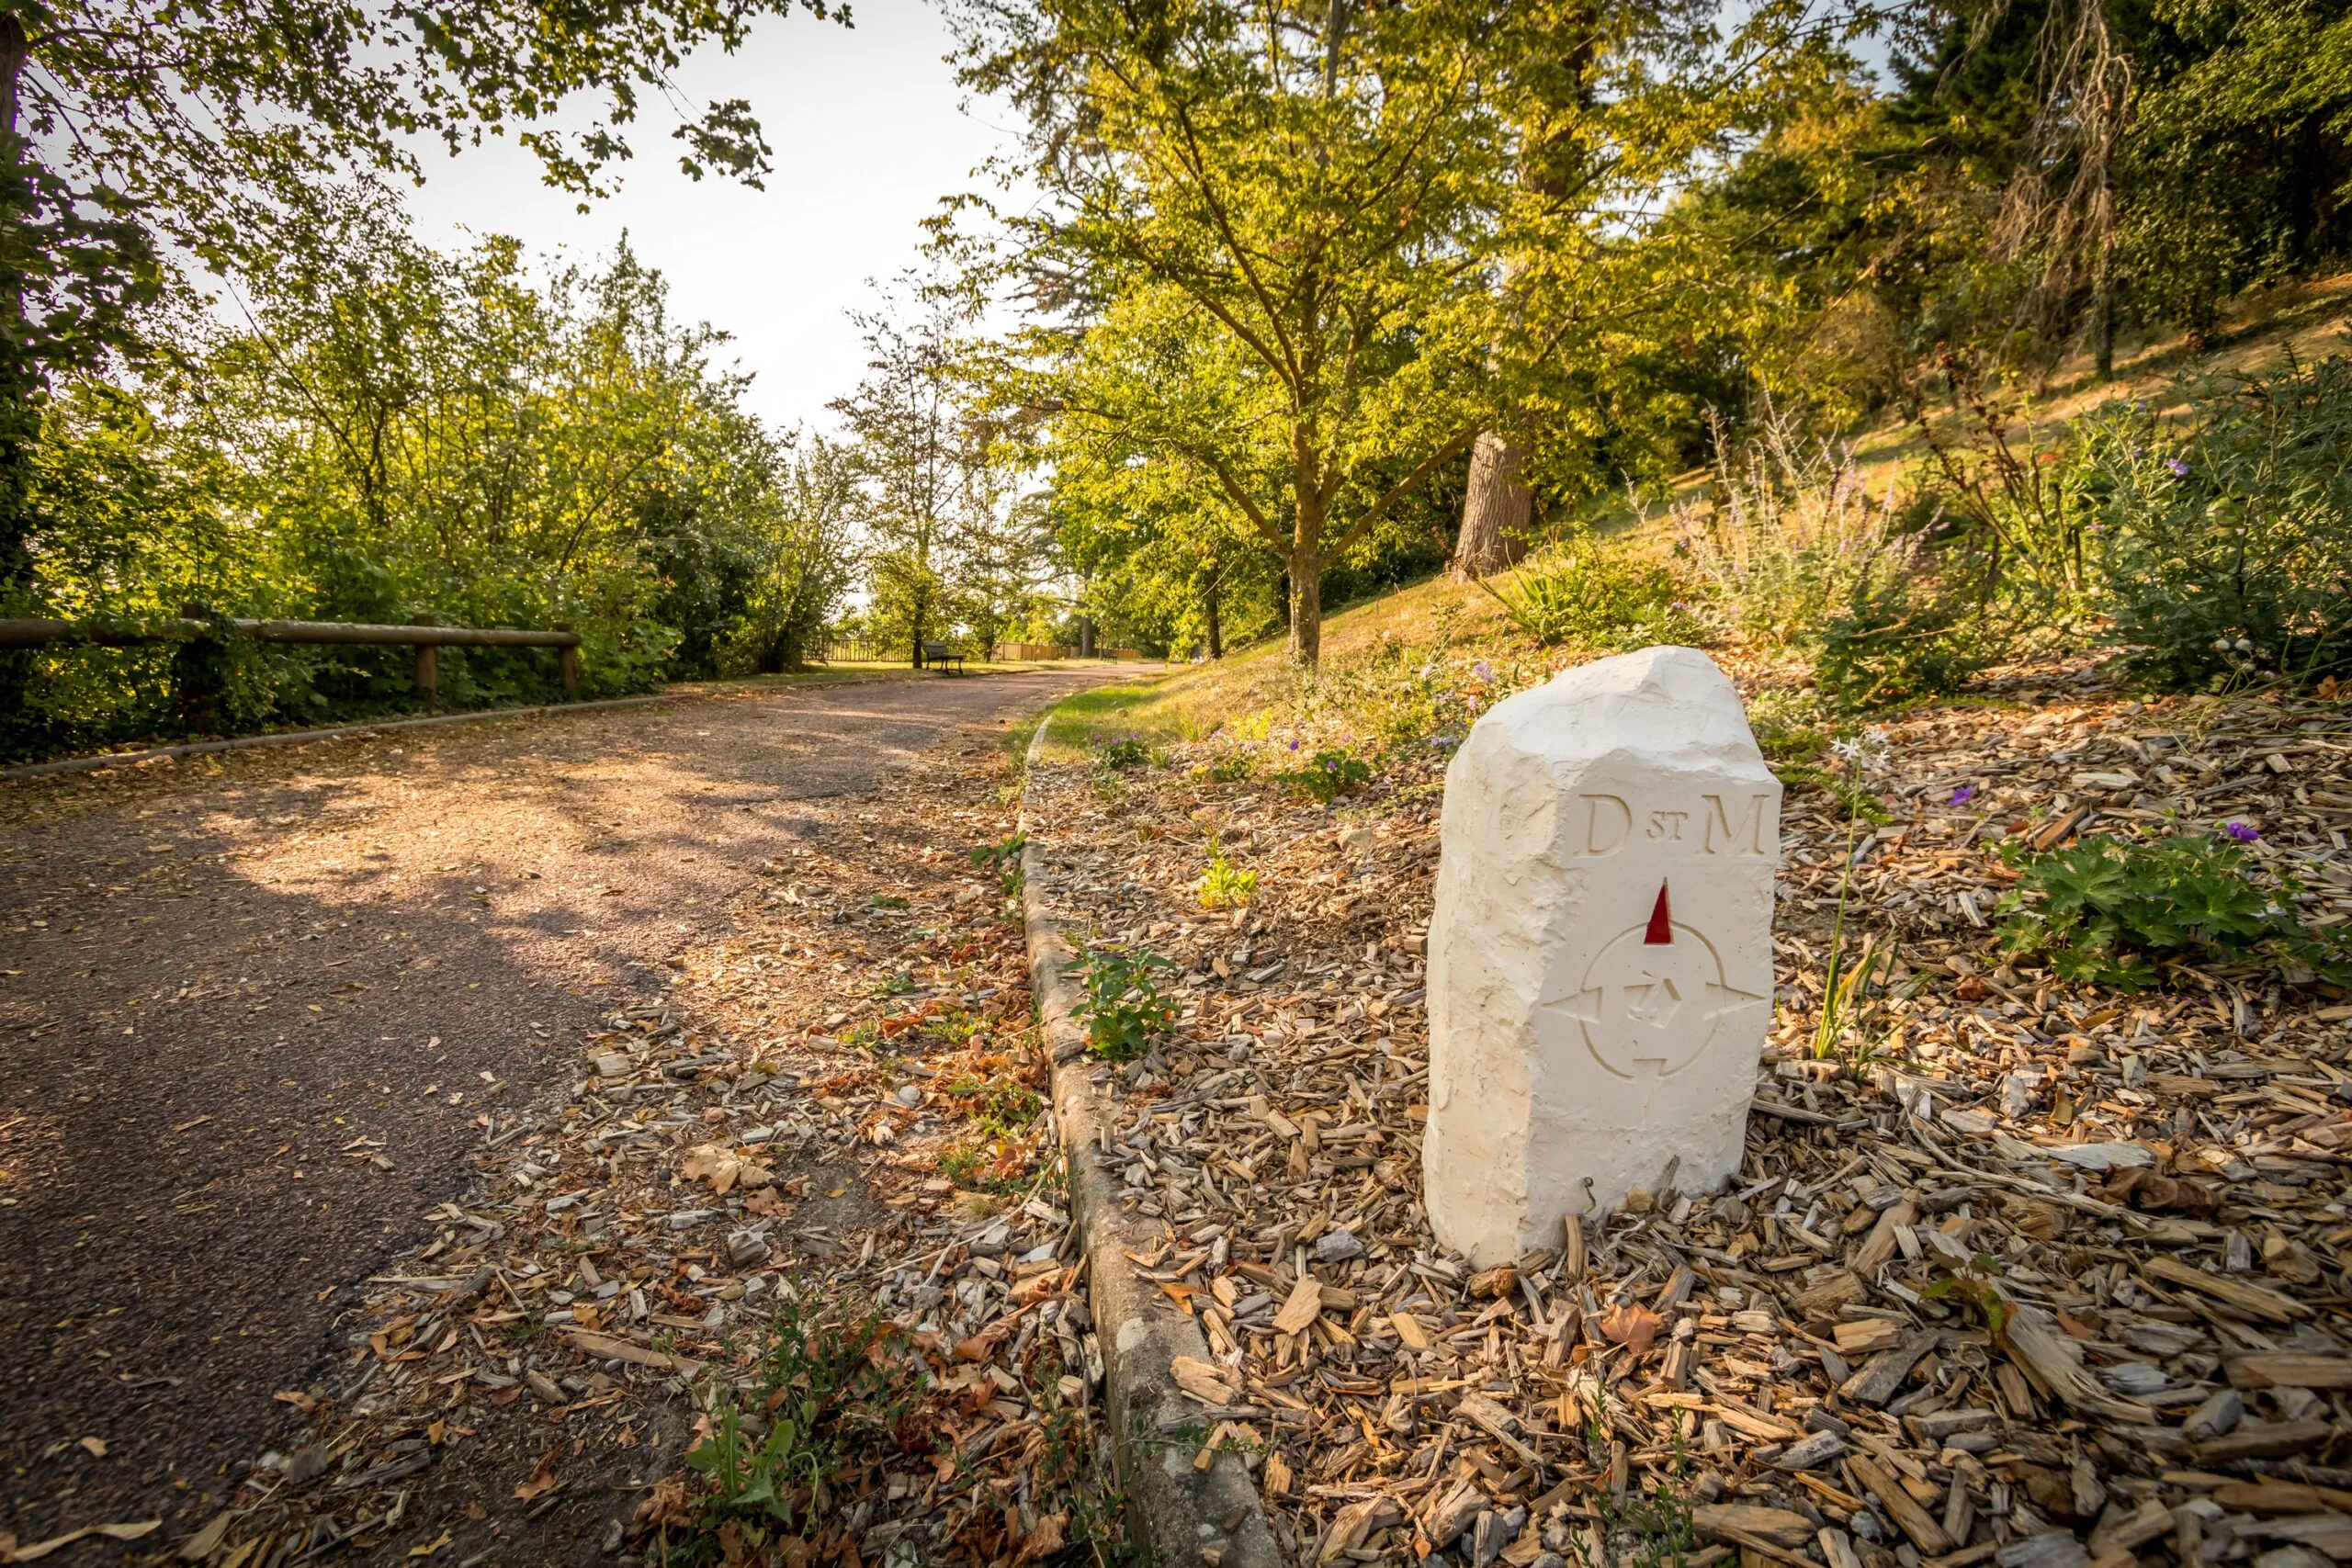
{"left": 0, "top": 669, "right": 1114, "bottom": 1557}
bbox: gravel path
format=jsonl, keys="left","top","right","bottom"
{"left": 0, "top": 669, "right": 1117, "bottom": 1549}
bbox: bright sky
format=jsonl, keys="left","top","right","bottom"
{"left": 401, "top": 0, "right": 1020, "bottom": 436}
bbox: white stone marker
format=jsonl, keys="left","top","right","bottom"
{"left": 1423, "top": 646, "right": 1780, "bottom": 1268}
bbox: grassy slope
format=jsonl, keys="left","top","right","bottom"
{"left": 1040, "top": 273, "right": 2352, "bottom": 753}
{"left": 1034, "top": 576, "right": 1519, "bottom": 759}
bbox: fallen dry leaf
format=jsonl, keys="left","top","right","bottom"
{"left": 512, "top": 1446, "right": 562, "bottom": 1504}
{"left": 1598, "top": 1301, "right": 1660, "bottom": 1353}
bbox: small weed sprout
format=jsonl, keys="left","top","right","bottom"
{"left": 1810, "top": 728, "right": 1895, "bottom": 1059}
{"left": 938, "top": 1137, "right": 1029, "bottom": 1190}
{"left": 968, "top": 833, "right": 1026, "bottom": 897}
{"left": 1090, "top": 731, "right": 1151, "bottom": 770}
{"left": 1571, "top": 1397, "right": 1701, "bottom": 1568}
{"left": 1195, "top": 839, "right": 1258, "bottom": 909}
{"left": 1272, "top": 746, "right": 1374, "bottom": 803}
{"left": 1922, "top": 1251, "right": 2014, "bottom": 1339}
{"left": 1072, "top": 942, "right": 1176, "bottom": 1062}
{"left": 944, "top": 1073, "right": 1043, "bottom": 1138}
{"left": 684, "top": 1290, "right": 915, "bottom": 1538}
{"left": 1814, "top": 932, "right": 1897, "bottom": 1063}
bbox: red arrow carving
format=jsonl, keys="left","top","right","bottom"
{"left": 1645, "top": 880, "right": 1673, "bottom": 944}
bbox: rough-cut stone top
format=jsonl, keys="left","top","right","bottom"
{"left": 1465, "top": 644, "right": 1766, "bottom": 773}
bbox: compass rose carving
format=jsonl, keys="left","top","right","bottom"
{"left": 1542, "top": 880, "right": 1765, "bottom": 1081}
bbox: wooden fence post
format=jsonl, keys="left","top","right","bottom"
{"left": 556, "top": 624, "right": 579, "bottom": 695}
{"left": 173, "top": 603, "right": 227, "bottom": 734}
{"left": 411, "top": 615, "right": 439, "bottom": 704}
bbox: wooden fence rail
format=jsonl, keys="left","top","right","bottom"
{"left": 0, "top": 615, "right": 582, "bottom": 701}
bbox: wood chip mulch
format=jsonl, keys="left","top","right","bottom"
{"left": 1022, "top": 665, "right": 2352, "bottom": 1568}
{"left": 174, "top": 743, "right": 1117, "bottom": 1568}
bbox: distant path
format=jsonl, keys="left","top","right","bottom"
{"left": 0, "top": 669, "right": 1117, "bottom": 1548}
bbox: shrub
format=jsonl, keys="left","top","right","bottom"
{"left": 1304, "top": 629, "right": 1503, "bottom": 755}
{"left": 1814, "top": 569, "right": 1987, "bottom": 711}
{"left": 1071, "top": 942, "right": 1176, "bottom": 1061}
{"left": 1996, "top": 831, "right": 2346, "bottom": 986}
{"left": 2077, "top": 355, "right": 2352, "bottom": 691}
{"left": 1272, "top": 746, "right": 1374, "bottom": 802}
{"left": 1478, "top": 531, "right": 1706, "bottom": 653}
{"left": 1745, "top": 687, "right": 1836, "bottom": 767}
{"left": 1673, "top": 413, "right": 1911, "bottom": 653}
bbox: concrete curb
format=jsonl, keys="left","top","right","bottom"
{"left": 0, "top": 667, "right": 972, "bottom": 782}
{"left": 1018, "top": 719, "right": 1281, "bottom": 1568}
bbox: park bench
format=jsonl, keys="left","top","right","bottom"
{"left": 920, "top": 641, "right": 966, "bottom": 673}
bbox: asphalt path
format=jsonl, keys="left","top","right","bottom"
{"left": 0, "top": 668, "right": 1120, "bottom": 1550}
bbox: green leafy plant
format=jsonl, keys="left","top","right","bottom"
{"left": 1997, "top": 830, "right": 2346, "bottom": 985}
{"left": 1072, "top": 942, "right": 1176, "bottom": 1062}
{"left": 1091, "top": 730, "right": 1152, "bottom": 770}
{"left": 1195, "top": 840, "right": 1258, "bottom": 909}
{"left": 1922, "top": 1252, "right": 2014, "bottom": 1340}
{"left": 1477, "top": 531, "right": 1708, "bottom": 654}
{"left": 2076, "top": 355, "right": 2352, "bottom": 692}
{"left": 1272, "top": 746, "right": 1374, "bottom": 802}
{"left": 1814, "top": 568, "right": 1987, "bottom": 711}
{"left": 685, "top": 1290, "right": 917, "bottom": 1538}
{"left": 944, "top": 1073, "right": 1043, "bottom": 1138}
{"left": 866, "top": 970, "right": 915, "bottom": 1000}
{"left": 968, "top": 834, "right": 1027, "bottom": 897}
{"left": 1204, "top": 750, "right": 1254, "bottom": 783}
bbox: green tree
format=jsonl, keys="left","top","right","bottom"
{"left": 832, "top": 271, "right": 975, "bottom": 667}
{"left": 953, "top": 0, "right": 1754, "bottom": 665}
{"left": 724, "top": 431, "right": 862, "bottom": 673}
{"left": 952, "top": 480, "right": 1058, "bottom": 661}
{"left": 1050, "top": 429, "right": 1275, "bottom": 660}
{"left": 15, "top": 209, "right": 797, "bottom": 752}
{"left": 0, "top": 0, "right": 840, "bottom": 739}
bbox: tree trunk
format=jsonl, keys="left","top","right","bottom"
{"left": 1204, "top": 578, "right": 1223, "bottom": 660}
{"left": 1452, "top": 432, "right": 1532, "bottom": 581}
{"left": 1286, "top": 558, "right": 1322, "bottom": 665}
{"left": 910, "top": 600, "right": 925, "bottom": 669}
{"left": 0, "top": 15, "right": 40, "bottom": 750}
{"left": 1078, "top": 616, "right": 1095, "bottom": 659}
{"left": 2090, "top": 209, "right": 2116, "bottom": 381}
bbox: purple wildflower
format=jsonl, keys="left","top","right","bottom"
{"left": 2165, "top": 457, "right": 2191, "bottom": 478}
{"left": 1951, "top": 784, "right": 1976, "bottom": 807}
{"left": 1473, "top": 660, "right": 1493, "bottom": 682}
{"left": 1287, "top": 739, "right": 1300, "bottom": 752}
{"left": 2224, "top": 821, "right": 2260, "bottom": 842}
